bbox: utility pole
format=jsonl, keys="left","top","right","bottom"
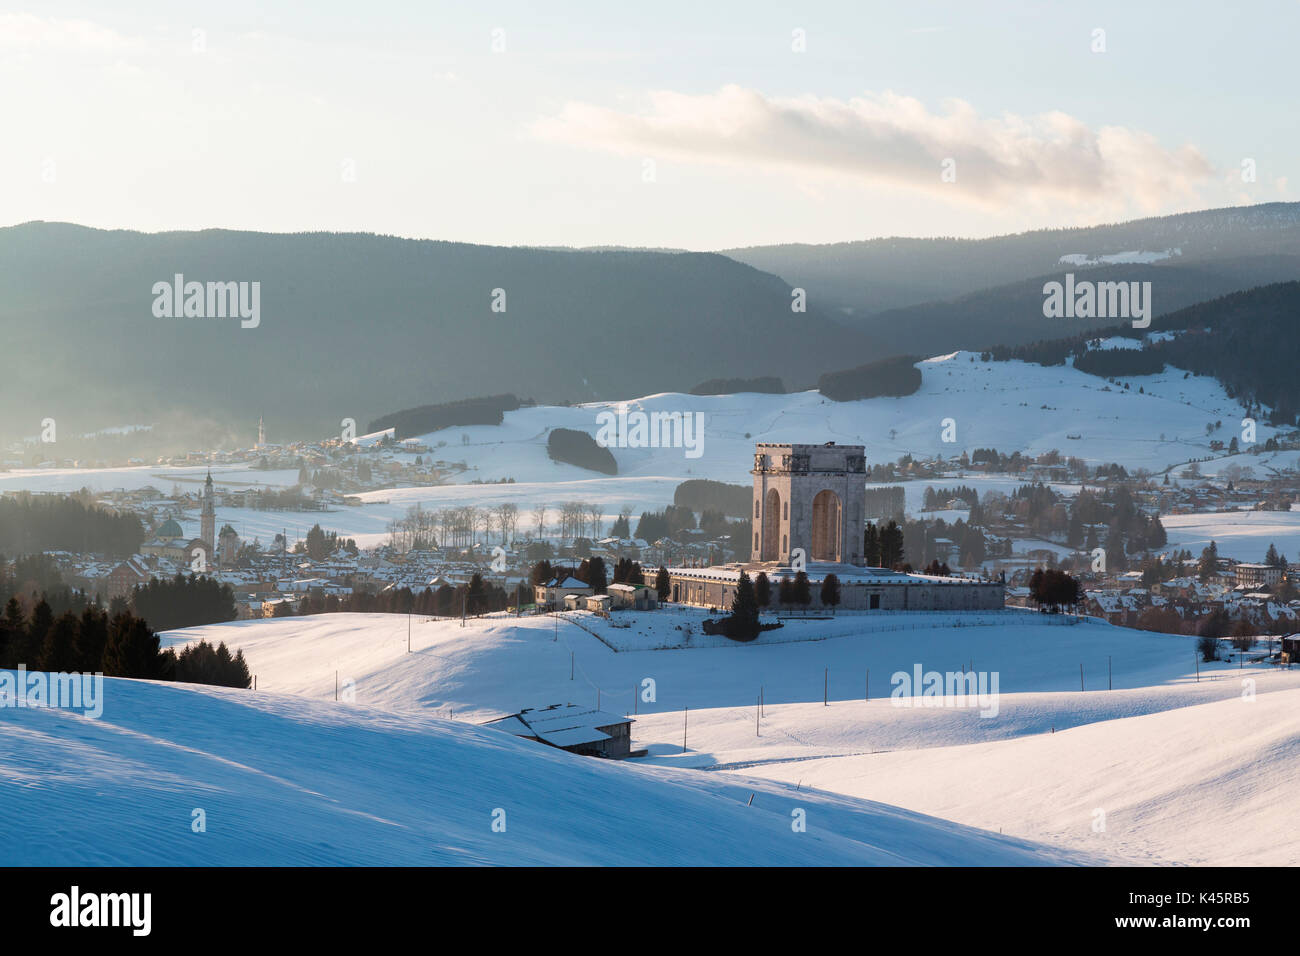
{"left": 1079, "top": 663, "right": 1084, "bottom": 692}
{"left": 1108, "top": 655, "right": 1112, "bottom": 690}
{"left": 682, "top": 707, "right": 688, "bottom": 754}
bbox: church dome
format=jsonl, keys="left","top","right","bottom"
{"left": 156, "top": 518, "right": 184, "bottom": 538}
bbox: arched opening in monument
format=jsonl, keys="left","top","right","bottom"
{"left": 761, "top": 488, "right": 781, "bottom": 561}
{"left": 810, "top": 489, "right": 842, "bottom": 562}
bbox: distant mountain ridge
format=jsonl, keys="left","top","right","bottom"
{"left": 724, "top": 203, "right": 1300, "bottom": 344}
{"left": 0, "top": 223, "right": 876, "bottom": 448}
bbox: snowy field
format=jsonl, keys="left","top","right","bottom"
{"left": 1161, "top": 510, "right": 1300, "bottom": 563}
{"left": 1, "top": 676, "right": 1085, "bottom": 866}
{"left": 160, "top": 609, "right": 1241, "bottom": 720}
{"left": 147, "top": 609, "right": 1300, "bottom": 866}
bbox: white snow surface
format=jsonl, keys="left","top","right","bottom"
{"left": 145, "top": 609, "right": 1300, "bottom": 866}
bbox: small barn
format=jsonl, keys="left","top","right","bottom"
{"left": 484, "top": 703, "right": 635, "bottom": 758}
{"left": 534, "top": 575, "right": 593, "bottom": 610}
{"left": 607, "top": 582, "right": 658, "bottom": 611}
{"left": 1281, "top": 635, "right": 1300, "bottom": 665}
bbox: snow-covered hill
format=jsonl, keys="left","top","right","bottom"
{"left": 155, "top": 610, "right": 1300, "bottom": 865}
{"left": 160, "top": 609, "right": 1257, "bottom": 722}
{"left": 731, "top": 687, "right": 1300, "bottom": 866}
{"left": 383, "top": 350, "right": 1263, "bottom": 484}
{"left": 0, "top": 673, "right": 1086, "bottom": 866}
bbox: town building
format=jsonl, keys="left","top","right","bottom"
{"left": 1235, "top": 562, "right": 1283, "bottom": 589}
{"left": 534, "top": 575, "right": 593, "bottom": 609}
{"left": 607, "top": 582, "right": 658, "bottom": 610}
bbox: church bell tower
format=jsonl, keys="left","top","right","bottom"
{"left": 201, "top": 470, "right": 216, "bottom": 556}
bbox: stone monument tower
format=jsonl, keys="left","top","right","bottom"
{"left": 751, "top": 442, "right": 866, "bottom": 566}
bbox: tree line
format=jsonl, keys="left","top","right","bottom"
{"left": 0, "top": 595, "right": 249, "bottom": 687}
{"left": 0, "top": 492, "right": 143, "bottom": 557}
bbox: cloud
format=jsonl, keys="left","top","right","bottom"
{"left": 0, "top": 13, "right": 147, "bottom": 53}
{"left": 533, "top": 85, "right": 1215, "bottom": 209}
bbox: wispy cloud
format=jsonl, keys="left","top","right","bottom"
{"left": 533, "top": 85, "right": 1215, "bottom": 209}
{"left": 0, "top": 12, "right": 147, "bottom": 53}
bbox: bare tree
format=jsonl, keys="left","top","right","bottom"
{"left": 496, "top": 502, "right": 518, "bottom": 545}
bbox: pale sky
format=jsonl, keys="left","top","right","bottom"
{"left": 2, "top": 1, "right": 1295, "bottom": 249}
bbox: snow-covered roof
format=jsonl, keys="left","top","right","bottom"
{"left": 486, "top": 703, "right": 631, "bottom": 748}
{"left": 544, "top": 576, "right": 589, "bottom": 589}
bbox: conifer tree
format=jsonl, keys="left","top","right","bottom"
{"left": 75, "top": 605, "right": 109, "bottom": 672}
{"left": 103, "top": 614, "right": 170, "bottom": 679}
{"left": 727, "top": 571, "right": 760, "bottom": 641}
{"left": 863, "top": 523, "right": 881, "bottom": 567}
{"left": 655, "top": 566, "right": 670, "bottom": 601}
{"left": 18, "top": 598, "right": 54, "bottom": 668}
{"left": 820, "top": 573, "right": 841, "bottom": 611}
{"left": 39, "top": 612, "right": 80, "bottom": 672}
{"left": 793, "top": 570, "right": 812, "bottom": 607}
